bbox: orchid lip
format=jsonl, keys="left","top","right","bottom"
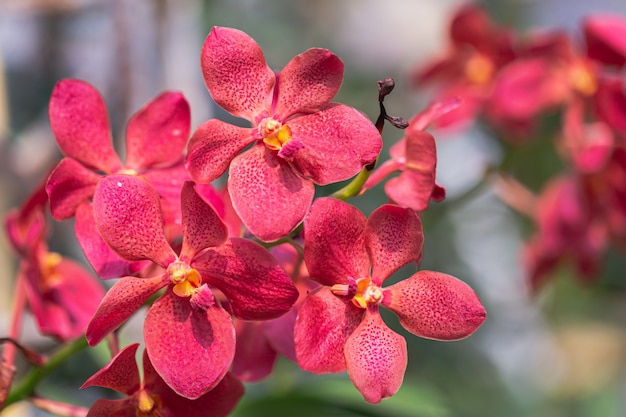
{"left": 331, "top": 277, "right": 384, "bottom": 308}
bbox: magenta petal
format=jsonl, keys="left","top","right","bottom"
{"left": 232, "top": 320, "right": 278, "bottom": 382}
{"left": 289, "top": 104, "right": 382, "bottom": 185}
{"left": 275, "top": 48, "right": 344, "bottom": 118}
{"left": 294, "top": 287, "right": 363, "bottom": 373}
{"left": 81, "top": 343, "right": 140, "bottom": 395}
{"left": 584, "top": 14, "right": 626, "bottom": 68}
{"left": 304, "top": 198, "right": 370, "bottom": 286}
{"left": 93, "top": 175, "right": 176, "bottom": 266}
{"left": 144, "top": 290, "right": 235, "bottom": 399}
{"left": 195, "top": 238, "right": 298, "bottom": 320}
{"left": 179, "top": 182, "right": 228, "bottom": 260}
{"left": 382, "top": 271, "right": 486, "bottom": 341}
{"left": 85, "top": 399, "right": 134, "bottom": 417}
{"left": 86, "top": 275, "right": 167, "bottom": 346}
{"left": 46, "top": 158, "right": 101, "bottom": 220}
{"left": 385, "top": 130, "right": 438, "bottom": 212}
{"left": 75, "top": 203, "right": 149, "bottom": 279}
{"left": 595, "top": 78, "right": 626, "bottom": 134}
{"left": 366, "top": 204, "right": 424, "bottom": 285}
{"left": 344, "top": 308, "right": 407, "bottom": 404}
{"left": 201, "top": 27, "right": 274, "bottom": 119}
{"left": 228, "top": 144, "right": 314, "bottom": 242}
{"left": 49, "top": 79, "right": 122, "bottom": 173}
{"left": 124, "top": 92, "right": 190, "bottom": 170}
{"left": 186, "top": 119, "right": 254, "bottom": 183}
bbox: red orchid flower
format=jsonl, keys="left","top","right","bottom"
{"left": 86, "top": 175, "right": 298, "bottom": 399}
{"left": 82, "top": 343, "right": 243, "bottom": 417}
{"left": 294, "top": 198, "right": 486, "bottom": 403}
{"left": 5, "top": 179, "right": 105, "bottom": 341}
{"left": 45, "top": 79, "right": 191, "bottom": 278}
{"left": 186, "top": 27, "right": 382, "bottom": 242}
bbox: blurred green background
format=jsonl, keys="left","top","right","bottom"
{"left": 1, "top": 1, "right": 626, "bottom": 416}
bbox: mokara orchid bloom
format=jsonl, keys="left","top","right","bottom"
{"left": 5, "top": 179, "right": 105, "bottom": 341}
{"left": 86, "top": 175, "right": 298, "bottom": 399}
{"left": 186, "top": 27, "right": 382, "bottom": 242}
{"left": 82, "top": 343, "right": 244, "bottom": 417}
{"left": 294, "top": 198, "right": 486, "bottom": 403}
{"left": 46, "top": 79, "right": 191, "bottom": 278}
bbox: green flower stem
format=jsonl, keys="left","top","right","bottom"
{"left": 4, "top": 337, "right": 89, "bottom": 408}
{"left": 330, "top": 158, "right": 378, "bottom": 201}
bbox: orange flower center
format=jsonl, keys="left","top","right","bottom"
{"left": 40, "top": 252, "right": 63, "bottom": 287}
{"left": 464, "top": 54, "right": 494, "bottom": 85}
{"left": 331, "top": 277, "right": 383, "bottom": 309}
{"left": 135, "top": 389, "right": 164, "bottom": 417}
{"left": 258, "top": 117, "right": 293, "bottom": 151}
{"left": 167, "top": 261, "right": 202, "bottom": 298}
{"left": 569, "top": 61, "right": 597, "bottom": 96}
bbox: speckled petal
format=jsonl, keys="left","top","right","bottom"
{"left": 385, "top": 130, "right": 437, "bottom": 212}
{"left": 344, "top": 308, "right": 407, "bottom": 404}
{"left": 81, "top": 343, "right": 140, "bottom": 395}
{"left": 49, "top": 79, "right": 122, "bottom": 173}
{"left": 366, "top": 204, "right": 423, "bottom": 285}
{"left": 201, "top": 27, "right": 274, "bottom": 120}
{"left": 289, "top": 104, "right": 382, "bottom": 185}
{"left": 85, "top": 399, "right": 134, "bottom": 417}
{"left": 382, "top": 271, "right": 486, "bottom": 341}
{"left": 186, "top": 119, "right": 255, "bottom": 183}
{"left": 195, "top": 238, "right": 298, "bottom": 320}
{"left": 144, "top": 290, "right": 235, "bottom": 399}
{"left": 179, "top": 182, "right": 228, "bottom": 260}
{"left": 46, "top": 158, "right": 101, "bottom": 220}
{"left": 124, "top": 92, "right": 190, "bottom": 170}
{"left": 294, "top": 287, "right": 363, "bottom": 374}
{"left": 274, "top": 48, "right": 343, "bottom": 118}
{"left": 303, "top": 198, "right": 370, "bottom": 286}
{"left": 92, "top": 175, "right": 176, "bottom": 266}
{"left": 86, "top": 275, "right": 167, "bottom": 346}
{"left": 228, "top": 143, "right": 314, "bottom": 242}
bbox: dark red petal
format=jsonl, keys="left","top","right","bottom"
{"left": 124, "top": 92, "right": 190, "bottom": 170}
{"left": 382, "top": 271, "right": 486, "bottom": 341}
{"left": 186, "top": 119, "right": 254, "bottom": 183}
{"left": 288, "top": 103, "right": 382, "bottom": 185}
{"left": 46, "top": 158, "right": 101, "bottom": 220}
{"left": 195, "top": 238, "right": 298, "bottom": 320}
{"left": 275, "top": 48, "right": 344, "bottom": 118}
{"left": 81, "top": 343, "right": 140, "bottom": 395}
{"left": 49, "top": 79, "right": 122, "bottom": 173}
{"left": 294, "top": 287, "right": 363, "bottom": 374}
{"left": 92, "top": 175, "right": 176, "bottom": 266}
{"left": 232, "top": 320, "right": 278, "bottom": 382}
{"left": 584, "top": 14, "right": 626, "bottom": 68}
{"left": 366, "top": 204, "right": 423, "bottom": 285}
{"left": 85, "top": 399, "right": 135, "bottom": 417}
{"left": 344, "top": 308, "right": 407, "bottom": 403}
{"left": 144, "top": 290, "right": 235, "bottom": 399}
{"left": 304, "top": 198, "right": 370, "bottom": 286}
{"left": 228, "top": 144, "right": 314, "bottom": 242}
{"left": 201, "top": 27, "right": 274, "bottom": 119}
{"left": 86, "top": 275, "right": 167, "bottom": 346}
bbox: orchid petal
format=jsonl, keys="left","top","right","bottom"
{"left": 382, "top": 271, "right": 486, "bottom": 341}
{"left": 584, "top": 14, "right": 626, "bottom": 68}
{"left": 232, "top": 320, "right": 278, "bottom": 382}
{"left": 86, "top": 275, "right": 167, "bottom": 346}
{"left": 295, "top": 287, "right": 363, "bottom": 374}
{"left": 275, "top": 48, "right": 343, "bottom": 118}
{"left": 186, "top": 119, "right": 254, "bottom": 183}
{"left": 344, "top": 308, "right": 407, "bottom": 404}
{"left": 49, "top": 79, "right": 122, "bottom": 173}
{"left": 304, "top": 198, "right": 370, "bottom": 286}
{"left": 75, "top": 203, "right": 149, "bottom": 279}
{"left": 228, "top": 144, "right": 314, "bottom": 242}
{"left": 144, "top": 290, "right": 235, "bottom": 399}
{"left": 366, "top": 204, "right": 424, "bottom": 285}
{"left": 595, "top": 78, "right": 626, "bottom": 134}
{"left": 195, "top": 238, "right": 298, "bottom": 320}
{"left": 289, "top": 104, "right": 382, "bottom": 185}
{"left": 385, "top": 130, "right": 438, "bottom": 212}
{"left": 125, "top": 92, "right": 190, "bottom": 170}
{"left": 46, "top": 158, "right": 101, "bottom": 220}
{"left": 85, "top": 399, "right": 134, "bottom": 417}
{"left": 92, "top": 175, "right": 176, "bottom": 266}
{"left": 201, "top": 26, "right": 274, "bottom": 119}
{"left": 179, "top": 182, "right": 228, "bottom": 260}
{"left": 81, "top": 343, "right": 140, "bottom": 395}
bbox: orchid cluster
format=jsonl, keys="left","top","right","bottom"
{"left": 413, "top": 4, "right": 626, "bottom": 290}
{"left": 1, "top": 24, "right": 487, "bottom": 416}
